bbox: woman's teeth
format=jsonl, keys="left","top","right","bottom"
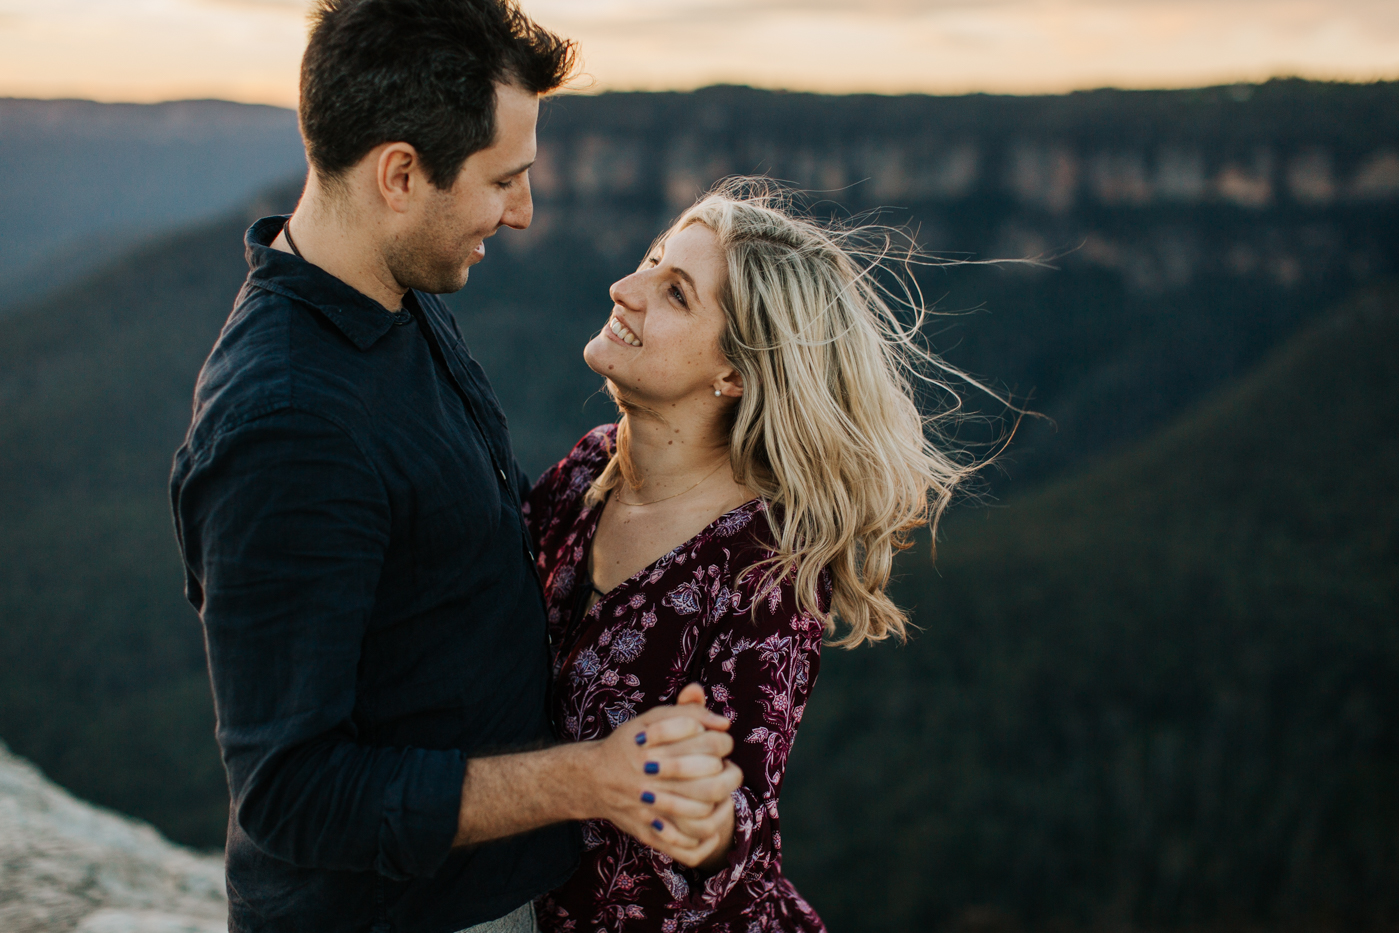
{"left": 609, "top": 317, "right": 642, "bottom": 347}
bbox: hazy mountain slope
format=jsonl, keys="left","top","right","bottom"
{"left": 0, "top": 739, "right": 225, "bottom": 933}
{"left": 0, "top": 98, "right": 304, "bottom": 309}
{"left": 0, "top": 187, "right": 297, "bottom": 846}
{"left": 781, "top": 288, "right": 1399, "bottom": 931}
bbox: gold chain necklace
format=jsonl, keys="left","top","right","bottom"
{"left": 613, "top": 460, "right": 727, "bottom": 507}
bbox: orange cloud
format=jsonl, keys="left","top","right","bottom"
{"left": 0, "top": 0, "right": 1394, "bottom": 105}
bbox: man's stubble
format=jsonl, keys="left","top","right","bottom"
{"left": 384, "top": 191, "right": 479, "bottom": 296}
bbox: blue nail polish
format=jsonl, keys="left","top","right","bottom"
{"left": 651, "top": 819, "right": 664, "bottom": 832}
{"left": 644, "top": 761, "right": 660, "bottom": 775}
{"left": 641, "top": 791, "right": 656, "bottom": 804}
{"left": 635, "top": 732, "right": 647, "bottom": 746}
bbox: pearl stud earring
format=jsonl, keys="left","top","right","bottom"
{"left": 714, "top": 389, "right": 722, "bottom": 397}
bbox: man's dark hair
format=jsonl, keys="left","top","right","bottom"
{"left": 300, "top": 0, "right": 576, "bottom": 189}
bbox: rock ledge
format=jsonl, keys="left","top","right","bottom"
{"left": 0, "top": 739, "right": 226, "bottom": 933}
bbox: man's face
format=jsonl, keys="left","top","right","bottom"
{"left": 388, "top": 83, "right": 539, "bottom": 294}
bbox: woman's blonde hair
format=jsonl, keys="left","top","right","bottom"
{"left": 589, "top": 178, "right": 992, "bottom": 648}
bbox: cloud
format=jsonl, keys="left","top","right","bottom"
{"left": 0, "top": 0, "right": 1393, "bottom": 104}
{"left": 196, "top": 0, "right": 307, "bottom": 9}
{"left": 536, "top": 0, "right": 1399, "bottom": 94}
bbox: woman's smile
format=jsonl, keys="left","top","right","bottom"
{"left": 606, "top": 313, "right": 643, "bottom": 347}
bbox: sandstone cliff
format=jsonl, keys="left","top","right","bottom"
{"left": 0, "top": 740, "right": 226, "bottom": 933}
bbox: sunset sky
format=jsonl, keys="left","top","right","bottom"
{"left": 0, "top": 0, "right": 1395, "bottom": 105}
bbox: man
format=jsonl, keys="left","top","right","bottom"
{"left": 169, "top": 2, "right": 740, "bottom": 932}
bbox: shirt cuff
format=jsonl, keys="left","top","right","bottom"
{"left": 374, "top": 746, "right": 469, "bottom": 880}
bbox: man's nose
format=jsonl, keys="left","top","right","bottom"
{"left": 501, "top": 176, "right": 534, "bottom": 230}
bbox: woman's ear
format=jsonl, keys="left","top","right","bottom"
{"left": 715, "top": 368, "right": 744, "bottom": 398}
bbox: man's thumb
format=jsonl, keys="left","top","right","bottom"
{"left": 677, "top": 682, "right": 706, "bottom": 706}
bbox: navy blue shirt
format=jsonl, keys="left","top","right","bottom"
{"left": 170, "top": 216, "right": 579, "bottom": 933}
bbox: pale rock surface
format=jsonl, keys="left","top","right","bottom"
{"left": 0, "top": 739, "right": 227, "bottom": 933}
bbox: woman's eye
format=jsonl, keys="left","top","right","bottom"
{"left": 669, "top": 284, "right": 687, "bottom": 306}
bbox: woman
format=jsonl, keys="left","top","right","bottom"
{"left": 526, "top": 181, "right": 972, "bottom": 931}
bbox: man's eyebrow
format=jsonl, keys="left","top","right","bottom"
{"left": 499, "top": 159, "right": 534, "bottom": 179}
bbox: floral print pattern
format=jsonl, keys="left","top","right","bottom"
{"left": 525, "top": 426, "right": 828, "bottom": 933}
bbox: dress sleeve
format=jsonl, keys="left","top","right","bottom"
{"left": 523, "top": 457, "right": 564, "bottom": 555}
{"left": 666, "top": 566, "right": 826, "bottom": 909}
{"left": 525, "top": 425, "right": 616, "bottom": 554}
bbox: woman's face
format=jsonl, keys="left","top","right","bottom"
{"left": 584, "top": 222, "right": 735, "bottom": 408}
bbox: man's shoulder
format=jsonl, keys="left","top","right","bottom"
{"left": 182, "top": 281, "right": 372, "bottom": 454}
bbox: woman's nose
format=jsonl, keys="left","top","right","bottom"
{"left": 608, "top": 273, "right": 643, "bottom": 311}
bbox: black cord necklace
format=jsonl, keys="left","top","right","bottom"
{"left": 282, "top": 218, "right": 305, "bottom": 259}
{"left": 284, "top": 216, "right": 412, "bottom": 325}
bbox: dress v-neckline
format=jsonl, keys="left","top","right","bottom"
{"left": 553, "top": 495, "right": 763, "bottom": 675}
{"left": 579, "top": 494, "right": 764, "bottom": 607}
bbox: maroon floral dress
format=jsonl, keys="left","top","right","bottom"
{"left": 524, "top": 426, "right": 829, "bottom": 933}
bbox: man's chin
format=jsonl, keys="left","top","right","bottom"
{"left": 405, "top": 265, "right": 473, "bottom": 296}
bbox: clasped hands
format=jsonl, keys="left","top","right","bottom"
{"left": 582, "top": 683, "right": 740, "bottom": 869}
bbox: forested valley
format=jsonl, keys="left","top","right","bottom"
{"left": 0, "top": 80, "right": 1395, "bottom": 931}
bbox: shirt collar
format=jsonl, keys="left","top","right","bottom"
{"left": 244, "top": 215, "right": 409, "bottom": 351}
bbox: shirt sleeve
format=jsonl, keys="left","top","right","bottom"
{"left": 171, "top": 408, "right": 466, "bottom": 879}
{"left": 669, "top": 568, "right": 826, "bottom": 909}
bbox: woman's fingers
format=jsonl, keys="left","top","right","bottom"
{"left": 651, "top": 830, "right": 723, "bottom": 869}
{"left": 669, "top": 794, "right": 734, "bottom": 842}
{"left": 633, "top": 701, "right": 730, "bottom": 732}
{"left": 639, "top": 787, "right": 720, "bottom": 821}
{"left": 644, "top": 727, "right": 734, "bottom": 759}
{"left": 635, "top": 714, "right": 707, "bottom": 748}
{"left": 637, "top": 814, "right": 704, "bottom": 852}
{"left": 661, "top": 761, "right": 743, "bottom": 803}
{"left": 638, "top": 751, "right": 729, "bottom": 780}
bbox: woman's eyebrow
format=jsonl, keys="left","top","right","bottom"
{"left": 669, "top": 266, "right": 699, "bottom": 300}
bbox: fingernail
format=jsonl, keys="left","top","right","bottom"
{"left": 644, "top": 762, "right": 660, "bottom": 775}
{"left": 641, "top": 791, "right": 656, "bottom": 804}
{"left": 651, "top": 819, "right": 664, "bottom": 832}
{"left": 634, "top": 732, "right": 647, "bottom": 746}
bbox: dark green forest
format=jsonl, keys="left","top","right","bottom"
{"left": 783, "top": 290, "right": 1399, "bottom": 930}
{"left": 0, "top": 81, "right": 1396, "bottom": 931}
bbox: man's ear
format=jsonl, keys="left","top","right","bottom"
{"left": 374, "top": 142, "right": 424, "bottom": 214}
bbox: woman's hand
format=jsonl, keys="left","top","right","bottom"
{"left": 671, "top": 682, "right": 738, "bottom": 871}
{"left": 575, "top": 685, "right": 742, "bottom": 864}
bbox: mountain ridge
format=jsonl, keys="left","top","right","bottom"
{"left": 0, "top": 97, "right": 305, "bottom": 309}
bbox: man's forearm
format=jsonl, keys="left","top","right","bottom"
{"left": 452, "top": 702, "right": 742, "bottom": 861}
{"left": 453, "top": 742, "right": 594, "bottom": 847}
